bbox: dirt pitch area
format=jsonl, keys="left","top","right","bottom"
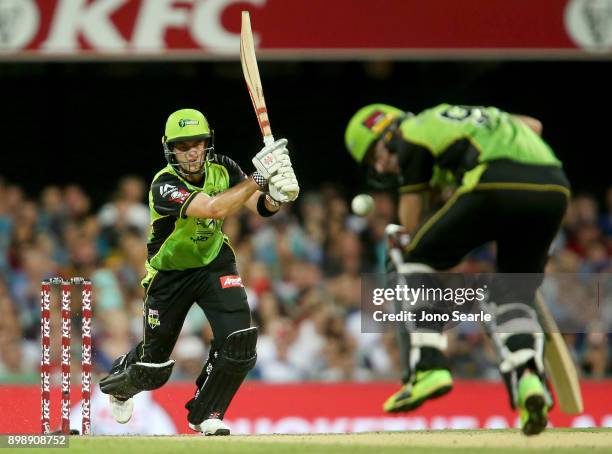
{"left": 224, "top": 429, "right": 612, "bottom": 449}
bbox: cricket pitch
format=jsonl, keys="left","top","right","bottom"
{"left": 12, "top": 428, "right": 611, "bottom": 454}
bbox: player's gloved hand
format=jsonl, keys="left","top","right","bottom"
{"left": 269, "top": 164, "right": 300, "bottom": 203}
{"left": 252, "top": 138, "right": 289, "bottom": 181}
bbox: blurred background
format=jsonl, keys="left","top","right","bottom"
{"left": 0, "top": 0, "right": 611, "bottom": 434}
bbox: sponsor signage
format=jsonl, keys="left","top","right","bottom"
{"left": 0, "top": 0, "right": 611, "bottom": 59}
{"left": 1, "top": 381, "right": 610, "bottom": 434}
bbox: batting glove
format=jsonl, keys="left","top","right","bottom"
{"left": 252, "top": 138, "right": 289, "bottom": 180}
{"left": 269, "top": 164, "right": 300, "bottom": 203}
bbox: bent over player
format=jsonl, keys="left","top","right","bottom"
{"left": 345, "top": 104, "right": 570, "bottom": 435}
{"left": 99, "top": 108, "right": 299, "bottom": 435}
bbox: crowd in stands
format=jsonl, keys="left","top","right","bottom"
{"left": 0, "top": 175, "right": 610, "bottom": 386}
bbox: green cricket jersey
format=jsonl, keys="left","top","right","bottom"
{"left": 142, "top": 154, "right": 246, "bottom": 286}
{"left": 397, "top": 104, "right": 562, "bottom": 193}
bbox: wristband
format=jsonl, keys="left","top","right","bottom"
{"left": 251, "top": 171, "right": 268, "bottom": 190}
{"left": 265, "top": 194, "right": 282, "bottom": 208}
{"left": 257, "top": 193, "right": 279, "bottom": 217}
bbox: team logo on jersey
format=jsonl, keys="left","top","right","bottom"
{"left": 363, "top": 111, "right": 395, "bottom": 134}
{"left": 565, "top": 0, "right": 612, "bottom": 51}
{"left": 178, "top": 119, "right": 199, "bottom": 127}
{"left": 147, "top": 309, "right": 160, "bottom": 329}
{"left": 190, "top": 218, "right": 217, "bottom": 243}
{"left": 219, "top": 275, "right": 243, "bottom": 289}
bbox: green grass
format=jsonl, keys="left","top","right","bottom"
{"left": 6, "top": 429, "right": 612, "bottom": 454}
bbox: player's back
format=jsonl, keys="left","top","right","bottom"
{"left": 399, "top": 104, "right": 561, "bottom": 167}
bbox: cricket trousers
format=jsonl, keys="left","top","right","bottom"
{"left": 398, "top": 159, "right": 570, "bottom": 378}
{"left": 123, "top": 243, "right": 251, "bottom": 367}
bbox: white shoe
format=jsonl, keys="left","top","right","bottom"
{"left": 110, "top": 395, "right": 134, "bottom": 424}
{"left": 189, "top": 418, "right": 231, "bottom": 436}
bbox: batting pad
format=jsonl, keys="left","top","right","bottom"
{"left": 99, "top": 359, "right": 175, "bottom": 399}
{"left": 187, "top": 327, "right": 257, "bottom": 424}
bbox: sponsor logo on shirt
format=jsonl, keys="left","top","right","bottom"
{"left": 179, "top": 119, "right": 199, "bottom": 127}
{"left": 160, "top": 184, "right": 190, "bottom": 203}
{"left": 219, "top": 275, "right": 243, "bottom": 289}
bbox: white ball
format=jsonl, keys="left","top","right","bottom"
{"left": 351, "top": 194, "right": 375, "bottom": 216}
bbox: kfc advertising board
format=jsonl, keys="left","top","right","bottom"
{"left": 1, "top": 0, "right": 611, "bottom": 59}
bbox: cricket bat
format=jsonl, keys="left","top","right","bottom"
{"left": 240, "top": 11, "right": 274, "bottom": 146}
{"left": 535, "top": 292, "right": 584, "bottom": 414}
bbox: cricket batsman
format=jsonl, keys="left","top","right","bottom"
{"left": 345, "top": 104, "right": 570, "bottom": 435}
{"left": 99, "top": 108, "right": 299, "bottom": 435}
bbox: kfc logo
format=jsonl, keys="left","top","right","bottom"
{"left": 39, "top": 0, "right": 251, "bottom": 53}
{"left": 0, "top": 0, "right": 39, "bottom": 50}
{"left": 82, "top": 317, "right": 92, "bottom": 339}
{"left": 82, "top": 342, "right": 92, "bottom": 365}
{"left": 42, "top": 343, "right": 50, "bottom": 367}
{"left": 61, "top": 289, "right": 71, "bottom": 310}
{"left": 42, "top": 317, "right": 50, "bottom": 339}
{"left": 42, "top": 370, "right": 50, "bottom": 393}
{"left": 41, "top": 397, "right": 50, "bottom": 427}
{"left": 62, "top": 317, "right": 71, "bottom": 338}
{"left": 82, "top": 371, "right": 91, "bottom": 393}
{"left": 61, "top": 371, "right": 71, "bottom": 393}
{"left": 82, "top": 289, "right": 92, "bottom": 311}
{"left": 42, "top": 287, "right": 51, "bottom": 311}
{"left": 61, "top": 398, "right": 70, "bottom": 420}
{"left": 566, "top": 0, "right": 612, "bottom": 51}
{"left": 220, "top": 275, "right": 243, "bottom": 289}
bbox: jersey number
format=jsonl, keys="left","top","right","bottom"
{"left": 440, "top": 106, "right": 490, "bottom": 127}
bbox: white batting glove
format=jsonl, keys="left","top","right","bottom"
{"left": 269, "top": 164, "right": 300, "bottom": 203}
{"left": 252, "top": 139, "right": 289, "bottom": 180}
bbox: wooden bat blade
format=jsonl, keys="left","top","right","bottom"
{"left": 536, "top": 293, "right": 584, "bottom": 414}
{"left": 240, "top": 11, "right": 273, "bottom": 144}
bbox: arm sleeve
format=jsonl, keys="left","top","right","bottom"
{"left": 151, "top": 173, "right": 198, "bottom": 218}
{"left": 216, "top": 154, "right": 248, "bottom": 188}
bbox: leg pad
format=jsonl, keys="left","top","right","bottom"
{"left": 99, "top": 359, "right": 175, "bottom": 399}
{"left": 187, "top": 327, "right": 257, "bottom": 424}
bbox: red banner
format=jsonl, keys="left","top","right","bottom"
{"left": 1, "top": 0, "right": 611, "bottom": 58}
{"left": 1, "top": 381, "right": 610, "bottom": 434}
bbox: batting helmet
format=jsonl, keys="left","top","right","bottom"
{"left": 345, "top": 104, "right": 406, "bottom": 163}
{"left": 163, "top": 108, "right": 214, "bottom": 175}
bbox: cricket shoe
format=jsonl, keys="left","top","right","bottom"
{"left": 109, "top": 395, "right": 134, "bottom": 424}
{"left": 189, "top": 415, "right": 231, "bottom": 436}
{"left": 518, "top": 371, "right": 549, "bottom": 436}
{"left": 383, "top": 369, "right": 453, "bottom": 413}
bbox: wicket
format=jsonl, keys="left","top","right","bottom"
{"left": 40, "top": 277, "right": 92, "bottom": 435}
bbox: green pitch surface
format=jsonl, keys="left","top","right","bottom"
{"left": 10, "top": 429, "right": 612, "bottom": 454}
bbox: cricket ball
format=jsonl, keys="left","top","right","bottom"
{"left": 351, "top": 193, "right": 374, "bottom": 216}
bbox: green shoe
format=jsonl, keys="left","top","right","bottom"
{"left": 518, "top": 372, "right": 549, "bottom": 436}
{"left": 383, "top": 369, "right": 453, "bottom": 413}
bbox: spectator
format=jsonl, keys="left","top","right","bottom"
{"left": 98, "top": 176, "right": 150, "bottom": 248}
{"left": 0, "top": 179, "right": 610, "bottom": 384}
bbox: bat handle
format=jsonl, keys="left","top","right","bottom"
{"left": 263, "top": 135, "right": 275, "bottom": 146}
